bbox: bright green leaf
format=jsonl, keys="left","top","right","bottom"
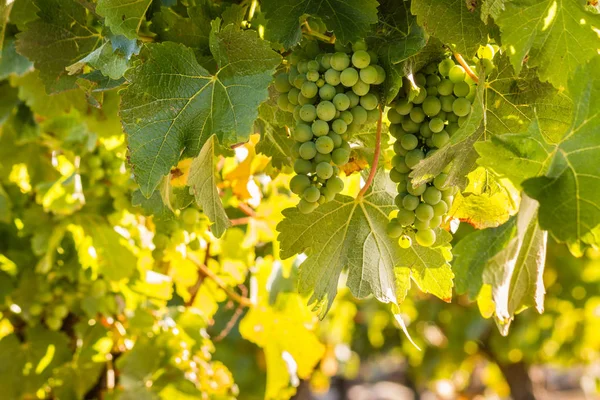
{"left": 96, "top": 0, "right": 152, "bottom": 39}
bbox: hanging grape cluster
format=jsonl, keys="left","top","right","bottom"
{"left": 385, "top": 54, "right": 488, "bottom": 248}
{"left": 273, "top": 39, "right": 386, "bottom": 214}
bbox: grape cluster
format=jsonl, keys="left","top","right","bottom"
{"left": 273, "top": 39, "right": 386, "bottom": 214}
{"left": 386, "top": 56, "right": 480, "bottom": 248}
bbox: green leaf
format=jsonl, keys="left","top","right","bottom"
{"left": 151, "top": 6, "right": 210, "bottom": 51}
{"left": 187, "top": 135, "right": 231, "bottom": 238}
{"left": 410, "top": 79, "right": 486, "bottom": 188}
{"left": 523, "top": 58, "right": 600, "bottom": 248}
{"left": 96, "top": 0, "right": 152, "bottom": 39}
{"left": 0, "top": 184, "right": 11, "bottom": 223}
{"left": 411, "top": 0, "right": 488, "bottom": 57}
{"left": 131, "top": 189, "right": 176, "bottom": 221}
{"left": 480, "top": 0, "right": 506, "bottom": 22}
{"left": 262, "top": 0, "right": 379, "bottom": 48}
{"left": 0, "top": 38, "right": 32, "bottom": 80}
{"left": 67, "top": 36, "right": 140, "bottom": 80}
{"left": 15, "top": 0, "right": 102, "bottom": 93}
{"left": 278, "top": 170, "right": 405, "bottom": 316}
{"left": 120, "top": 23, "right": 281, "bottom": 197}
{"left": 255, "top": 103, "right": 294, "bottom": 169}
{"left": 495, "top": 0, "right": 600, "bottom": 89}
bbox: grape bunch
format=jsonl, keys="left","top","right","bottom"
{"left": 385, "top": 56, "right": 481, "bottom": 248}
{"left": 273, "top": 39, "right": 386, "bottom": 214}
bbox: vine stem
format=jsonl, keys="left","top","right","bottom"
{"left": 302, "top": 21, "right": 336, "bottom": 43}
{"left": 187, "top": 252, "right": 253, "bottom": 308}
{"left": 357, "top": 107, "right": 383, "bottom": 199}
{"left": 453, "top": 52, "right": 479, "bottom": 84}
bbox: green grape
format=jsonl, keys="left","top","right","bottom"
{"left": 314, "top": 152, "right": 332, "bottom": 164}
{"left": 386, "top": 220, "right": 403, "bottom": 238}
{"left": 458, "top": 115, "right": 468, "bottom": 127}
{"left": 293, "top": 74, "right": 306, "bottom": 89}
{"left": 481, "top": 58, "right": 495, "bottom": 74}
{"left": 340, "top": 110, "right": 354, "bottom": 125}
{"left": 405, "top": 149, "right": 424, "bottom": 168}
{"left": 414, "top": 73, "right": 427, "bottom": 87}
{"left": 393, "top": 140, "right": 407, "bottom": 155}
{"left": 316, "top": 162, "right": 334, "bottom": 179}
{"left": 324, "top": 69, "right": 341, "bottom": 85}
{"left": 340, "top": 68, "right": 359, "bottom": 87}
{"left": 433, "top": 199, "right": 449, "bottom": 216}
{"left": 333, "top": 93, "right": 350, "bottom": 111}
{"left": 299, "top": 141, "right": 317, "bottom": 159}
{"left": 396, "top": 99, "right": 413, "bottom": 115}
{"left": 91, "top": 169, "right": 105, "bottom": 180}
{"left": 89, "top": 156, "right": 102, "bottom": 168}
{"left": 303, "top": 186, "right": 321, "bottom": 202}
{"left": 306, "top": 70, "right": 320, "bottom": 82}
{"left": 352, "top": 40, "right": 368, "bottom": 52}
{"left": 315, "top": 136, "right": 334, "bottom": 154}
{"left": 440, "top": 95, "right": 454, "bottom": 112}
{"left": 307, "top": 60, "right": 320, "bottom": 71}
{"left": 346, "top": 91, "right": 360, "bottom": 108}
{"left": 91, "top": 280, "right": 108, "bottom": 297}
{"left": 432, "top": 131, "right": 450, "bottom": 148}
{"left": 422, "top": 96, "right": 441, "bottom": 117}
{"left": 389, "top": 168, "right": 405, "bottom": 183}
{"left": 331, "top": 52, "right": 350, "bottom": 71}
{"left": 437, "top": 79, "right": 454, "bottom": 96}
{"left": 316, "top": 101, "right": 336, "bottom": 121}
{"left": 412, "top": 88, "right": 427, "bottom": 104}
{"left": 366, "top": 108, "right": 380, "bottom": 123}
{"left": 297, "top": 60, "right": 308, "bottom": 74}
{"left": 387, "top": 108, "right": 402, "bottom": 124}
{"left": 153, "top": 233, "right": 170, "bottom": 249}
{"left": 329, "top": 132, "right": 343, "bottom": 148}
{"left": 359, "top": 65, "right": 378, "bottom": 84}
{"left": 394, "top": 157, "right": 410, "bottom": 173}
{"left": 312, "top": 120, "right": 329, "bottom": 137}
{"left": 326, "top": 176, "right": 345, "bottom": 193}
{"left": 390, "top": 124, "right": 405, "bottom": 140}
{"left": 452, "top": 98, "right": 471, "bottom": 117}
{"left": 438, "top": 58, "right": 455, "bottom": 76}
{"left": 409, "top": 107, "right": 425, "bottom": 123}
{"left": 319, "top": 84, "right": 336, "bottom": 101}
{"left": 433, "top": 173, "right": 448, "bottom": 189}
{"left": 182, "top": 208, "right": 200, "bottom": 225}
{"left": 415, "top": 228, "right": 436, "bottom": 247}
{"left": 294, "top": 123, "right": 313, "bottom": 142}
{"left": 299, "top": 104, "right": 317, "bottom": 122}
{"left": 448, "top": 65, "right": 466, "bottom": 83}
{"left": 427, "top": 86, "right": 439, "bottom": 96}
{"left": 351, "top": 50, "right": 370, "bottom": 68}
{"left": 29, "top": 303, "right": 43, "bottom": 316}
{"left": 398, "top": 235, "right": 412, "bottom": 248}
{"left": 332, "top": 119, "right": 347, "bottom": 134}
{"left": 429, "top": 118, "right": 445, "bottom": 133}
{"left": 53, "top": 304, "right": 69, "bottom": 319}
{"left": 321, "top": 186, "right": 336, "bottom": 201}
{"left": 429, "top": 216, "right": 443, "bottom": 229}
{"left": 373, "top": 65, "right": 386, "bottom": 84}
{"left": 46, "top": 317, "right": 62, "bottom": 331}
{"left": 478, "top": 44, "right": 495, "bottom": 60}
{"left": 423, "top": 186, "right": 442, "bottom": 205}
{"left": 321, "top": 53, "right": 332, "bottom": 69}
{"left": 426, "top": 74, "right": 441, "bottom": 87}
{"left": 414, "top": 219, "right": 429, "bottom": 230}
{"left": 402, "top": 195, "right": 420, "bottom": 210}
{"left": 288, "top": 88, "right": 300, "bottom": 105}
{"left": 453, "top": 81, "right": 470, "bottom": 97}
{"left": 352, "top": 80, "right": 370, "bottom": 96}
{"left": 396, "top": 209, "right": 416, "bottom": 226}
{"left": 351, "top": 106, "right": 368, "bottom": 125}
{"left": 415, "top": 203, "right": 434, "bottom": 221}
{"left": 360, "top": 93, "right": 378, "bottom": 111}
{"left": 407, "top": 182, "right": 426, "bottom": 196}
{"left": 418, "top": 124, "right": 431, "bottom": 139}
{"left": 298, "top": 93, "right": 314, "bottom": 106}
{"left": 331, "top": 148, "right": 350, "bottom": 166}
{"left": 298, "top": 199, "right": 318, "bottom": 214}
{"left": 400, "top": 134, "right": 418, "bottom": 150}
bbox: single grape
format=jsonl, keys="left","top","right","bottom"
{"left": 373, "top": 65, "right": 386, "bottom": 84}
{"left": 481, "top": 58, "right": 495, "bottom": 74}
{"left": 332, "top": 119, "right": 347, "bottom": 134}
{"left": 389, "top": 169, "right": 405, "bottom": 183}
{"left": 366, "top": 108, "right": 380, "bottom": 123}
{"left": 321, "top": 53, "right": 332, "bottom": 69}
{"left": 352, "top": 80, "right": 370, "bottom": 96}
{"left": 415, "top": 229, "right": 436, "bottom": 247}
{"left": 46, "top": 317, "right": 62, "bottom": 331}
{"left": 182, "top": 208, "right": 200, "bottom": 225}
{"left": 415, "top": 203, "right": 434, "bottom": 221}
{"left": 414, "top": 219, "right": 430, "bottom": 231}
{"left": 312, "top": 119, "right": 329, "bottom": 137}
{"left": 299, "top": 104, "right": 317, "bottom": 122}
{"left": 324, "top": 68, "right": 341, "bottom": 86}
{"left": 328, "top": 132, "right": 343, "bottom": 147}
{"left": 359, "top": 65, "right": 378, "bottom": 84}
{"left": 293, "top": 74, "right": 307, "bottom": 90}
{"left": 440, "top": 95, "right": 454, "bottom": 112}
{"left": 420, "top": 123, "right": 433, "bottom": 138}
{"left": 427, "top": 86, "right": 439, "bottom": 96}
{"left": 433, "top": 173, "right": 448, "bottom": 189}
{"left": 400, "top": 134, "right": 419, "bottom": 150}
{"left": 409, "top": 107, "right": 425, "bottom": 123}
{"left": 396, "top": 99, "right": 413, "bottom": 115}
{"left": 331, "top": 52, "right": 350, "bottom": 71}
{"left": 351, "top": 106, "right": 368, "bottom": 125}
{"left": 315, "top": 136, "right": 334, "bottom": 154}
{"left": 316, "top": 162, "right": 334, "bottom": 179}
{"left": 394, "top": 157, "right": 410, "bottom": 173}
{"left": 301, "top": 81, "right": 318, "bottom": 98}
{"left": 307, "top": 60, "right": 320, "bottom": 71}
{"left": 390, "top": 124, "right": 406, "bottom": 140}
{"left": 346, "top": 91, "right": 360, "bottom": 108}
{"left": 402, "top": 118, "right": 420, "bottom": 134}
{"left": 412, "top": 88, "right": 427, "bottom": 104}
{"left": 299, "top": 141, "right": 317, "bottom": 159}
{"left": 360, "top": 93, "right": 378, "bottom": 111}
{"left": 340, "top": 110, "right": 354, "bottom": 125}
{"left": 478, "top": 44, "right": 495, "bottom": 60}
{"left": 288, "top": 88, "right": 300, "bottom": 105}
{"left": 331, "top": 148, "right": 350, "bottom": 165}
{"left": 438, "top": 58, "right": 455, "bottom": 76}
{"left": 437, "top": 79, "right": 454, "bottom": 96}
{"left": 448, "top": 65, "right": 466, "bottom": 83}
{"left": 327, "top": 176, "right": 345, "bottom": 193}
{"left": 426, "top": 74, "right": 441, "bottom": 87}
{"left": 422, "top": 96, "right": 441, "bottom": 117}
{"left": 290, "top": 174, "right": 311, "bottom": 194}
{"left": 319, "top": 84, "right": 336, "bottom": 101}
{"left": 277, "top": 95, "right": 290, "bottom": 111}
{"left": 405, "top": 149, "right": 424, "bottom": 168}
{"left": 306, "top": 70, "right": 320, "bottom": 82}
{"left": 432, "top": 131, "right": 450, "bottom": 148}
{"left": 402, "top": 194, "right": 420, "bottom": 210}
{"left": 452, "top": 97, "right": 471, "bottom": 117}
{"left": 407, "top": 182, "right": 427, "bottom": 196}
{"left": 275, "top": 73, "right": 291, "bottom": 93}
{"left": 387, "top": 108, "right": 402, "bottom": 124}
{"left": 423, "top": 186, "right": 442, "bottom": 205}
{"left": 386, "top": 220, "right": 404, "bottom": 238}
{"left": 352, "top": 40, "right": 368, "bottom": 52}
{"left": 53, "top": 304, "right": 69, "bottom": 319}
{"left": 453, "top": 81, "right": 470, "bottom": 97}
{"left": 397, "top": 209, "right": 416, "bottom": 226}
{"left": 429, "top": 118, "right": 445, "bottom": 133}
{"left": 298, "top": 199, "right": 318, "bottom": 214}
{"left": 340, "top": 68, "right": 359, "bottom": 87}
{"left": 303, "top": 186, "right": 321, "bottom": 202}
{"left": 398, "top": 235, "right": 412, "bottom": 248}
{"left": 432, "top": 199, "right": 449, "bottom": 216}
{"left": 316, "top": 101, "right": 336, "bottom": 121}
{"left": 321, "top": 186, "right": 336, "bottom": 201}
{"left": 333, "top": 93, "right": 350, "bottom": 111}
{"left": 294, "top": 158, "right": 313, "bottom": 174}
{"left": 351, "top": 50, "right": 370, "bottom": 68}
{"left": 429, "top": 216, "right": 443, "bottom": 229}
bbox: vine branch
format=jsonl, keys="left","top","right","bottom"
{"left": 302, "top": 21, "right": 335, "bottom": 43}
{"left": 453, "top": 52, "right": 479, "bottom": 84}
{"left": 357, "top": 107, "right": 383, "bottom": 199}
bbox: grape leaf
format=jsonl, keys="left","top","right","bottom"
{"left": 411, "top": 0, "right": 488, "bottom": 57}
{"left": 523, "top": 58, "right": 600, "bottom": 247}
{"left": 0, "top": 38, "right": 32, "bottom": 80}
{"left": 151, "top": 6, "right": 210, "bottom": 51}
{"left": 481, "top": 0, "right": 506, "bottom": 22}
{"left": 67, "top": 36, "right": 140, "bottom": 80}
{"left": 255, "top": 119, "right": 294, "bottom": 169}
{"left": 495, "top": 0, "right": 600, "bottom": 90}
{"left": 96, "top": 0, "right": 152, "bottom": 40}
{"left": 277, "top": 170, "right": 399, "bottom": 316}
{"left": 410, "top": 79, "right": 485, "bottom": 188}
{"left": 453, "top": 195, "right": 546, "bottom": 334}
{"left": 187, "top": 135, "right": 231, "bottom": 238}
{"left": 261, "top": 0, "right": 379, "bottom": 48}
{"left": 15, "top": 0, "right": 102, "bottom": 93}
{"left": 120, "top": 22, "right": 281, "bottom": 197}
